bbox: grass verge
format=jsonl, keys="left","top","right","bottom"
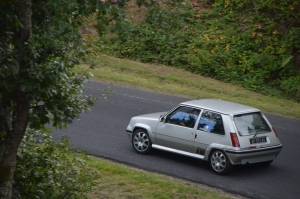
{"left": 86, "top": 156, "right": 245, "bottom": 199}
{"left": 78, "top": 56, "right": 300, "bottom": 118}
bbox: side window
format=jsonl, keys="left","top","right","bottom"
{"left": 198, "top": 110, "right": 225, "bottom": 135}
{"left": 165, "top": 106, "right": 200, "bottom": 128}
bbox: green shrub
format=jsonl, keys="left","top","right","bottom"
{"left": 280, "top": 76, "right": 300, "bottom": 101}
{"left": 101, "top": 0, "right": 300, "bottom": 101}
{"left": 13, "top": 129, "right": 99, "bottom": 199}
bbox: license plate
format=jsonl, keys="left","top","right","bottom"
{"left": 250, "top": 137, "right": 267, "bottom": 144}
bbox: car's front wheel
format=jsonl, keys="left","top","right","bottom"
{"left": 132, "top": 129, "right": 152, "bottom": 154}
{"left": 209, "top": 150, "right": 232, "bottom": 175}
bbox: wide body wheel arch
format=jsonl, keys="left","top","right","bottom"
{"left": 132, "top": 123, "right": 156, "bottom": 144}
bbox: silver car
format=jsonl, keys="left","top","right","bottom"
{"left": 126, "top": 99, "right": 282, "bottom": 174}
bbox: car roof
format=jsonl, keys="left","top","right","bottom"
{"left": 180, "top": 99, "right": 260, "bottom": 115}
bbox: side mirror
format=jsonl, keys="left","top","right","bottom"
{"left": 159, "top": 115, "right": 165, "bottom": 122}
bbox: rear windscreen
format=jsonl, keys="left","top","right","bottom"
{"left": 233, "top": 112, "right": 271, "bottom": 136}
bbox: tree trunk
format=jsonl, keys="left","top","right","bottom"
{"left": 0, "top": 155, "right": 15, "bottom": 199}
{"left": 0, "top": 92, "right": 30, "bottom": 198}
{"left": 0, "top": 0, "right": 32, "bottom": 198}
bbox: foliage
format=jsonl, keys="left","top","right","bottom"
{"left": 102, "top": 0, "right": 300, "bottom": 101}
{"left": 0, "top": 0, "right": 101, "bottom": 131}
{"left": 13, "top": 128, "right": 99, "bottom": 199}
{"left": 0, "top": 0, "right": 132, "bottom": 198}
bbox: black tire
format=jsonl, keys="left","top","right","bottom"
{"left": 132, "top": 129, "right": 152, "bottom": 154}
{"left": 209, "top": 150, "right": 233, "bottom": 175}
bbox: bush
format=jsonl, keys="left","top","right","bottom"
{"left": 101, "top": 0, "right": 300, "bottom": 101}
{"left": 13, "top": 128, "right": 99, "bottom": 199}
{"left": 280, "top": 76, "right": 300, "bottom": 101}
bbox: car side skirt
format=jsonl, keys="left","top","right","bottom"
{"left": 152, "top": 144, "right": 205, "bottom": 159}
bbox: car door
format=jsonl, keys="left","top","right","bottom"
{"left": 155, "top": 106, "right": 201, "bottom": 153}
{"left": 193, "top": 110, "right": 228, "bottom": 156}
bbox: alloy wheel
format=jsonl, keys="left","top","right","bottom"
{"left": 133, "top": 131, "right": 150, "bottom": 152}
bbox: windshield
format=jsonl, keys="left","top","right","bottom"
{"left": 233, "top": 112, "right": 271, "bottom": 136}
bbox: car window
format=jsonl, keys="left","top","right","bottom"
{"left": 198, "top": 110, "right": 225, "bottom": 135}
{"left": 233, "top": 112, "right": 271, "bottom": 136}
{"left": 165, "top": 106, "right": 200, "bottom": 128}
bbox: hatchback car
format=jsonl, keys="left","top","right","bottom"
{"left": 126, "top": 99, "right": 282, "bottom": 174}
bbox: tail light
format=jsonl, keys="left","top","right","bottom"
{"left": 272, "top": 127, "right": 279, "bottom": 137}
{"left": 230, "top": 132, "right": 240, "bottom": 147}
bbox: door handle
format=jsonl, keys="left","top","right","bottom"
{"left": 195, "top": 134, "right": 197, "bottom": 139}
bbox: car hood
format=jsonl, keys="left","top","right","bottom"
{"left": 133, "top": 112, "right": 167, "bottom": 120}
{"left": 129, "top": 112, "right": 167, "bottom": 133}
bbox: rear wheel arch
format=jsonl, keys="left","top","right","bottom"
{"left": 204, "top": 144, "right": 228, "bottom": 161}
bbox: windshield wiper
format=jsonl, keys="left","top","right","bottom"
{"left": 253, "top": 131, "right": 258, "bottom": 138}
{"left": 253, "top": 128, "right": 267, "bottom": 137}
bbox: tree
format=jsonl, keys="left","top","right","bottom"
{"left": 0, "top": 0, "right": 175, "bottom": 198}
{"left": 0, "top": 0, "right": 101, "bottom": 198}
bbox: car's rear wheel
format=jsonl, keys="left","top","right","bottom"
{"left": 132, "top": 129, "right": 152, "bottom": 154}
{"left": 209, "top": 150, "right": 232, "bottom": 175}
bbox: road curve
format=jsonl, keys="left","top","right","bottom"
{"left": 52, "top": 81, "right": 300, "bottom": 199}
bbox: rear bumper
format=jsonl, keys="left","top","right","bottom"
{"left": 224, "top": 144, "right": 282, "bottom": 165}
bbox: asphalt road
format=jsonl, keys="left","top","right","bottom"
{"left": 52, "top": 81, "right": 300, "bottom": 199}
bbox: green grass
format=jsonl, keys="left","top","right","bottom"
{"left": 78, "top": 56, "right": 300, "bottom": 118}
{"left": 86, "top": 156, "right": 240, "bottom": 199}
